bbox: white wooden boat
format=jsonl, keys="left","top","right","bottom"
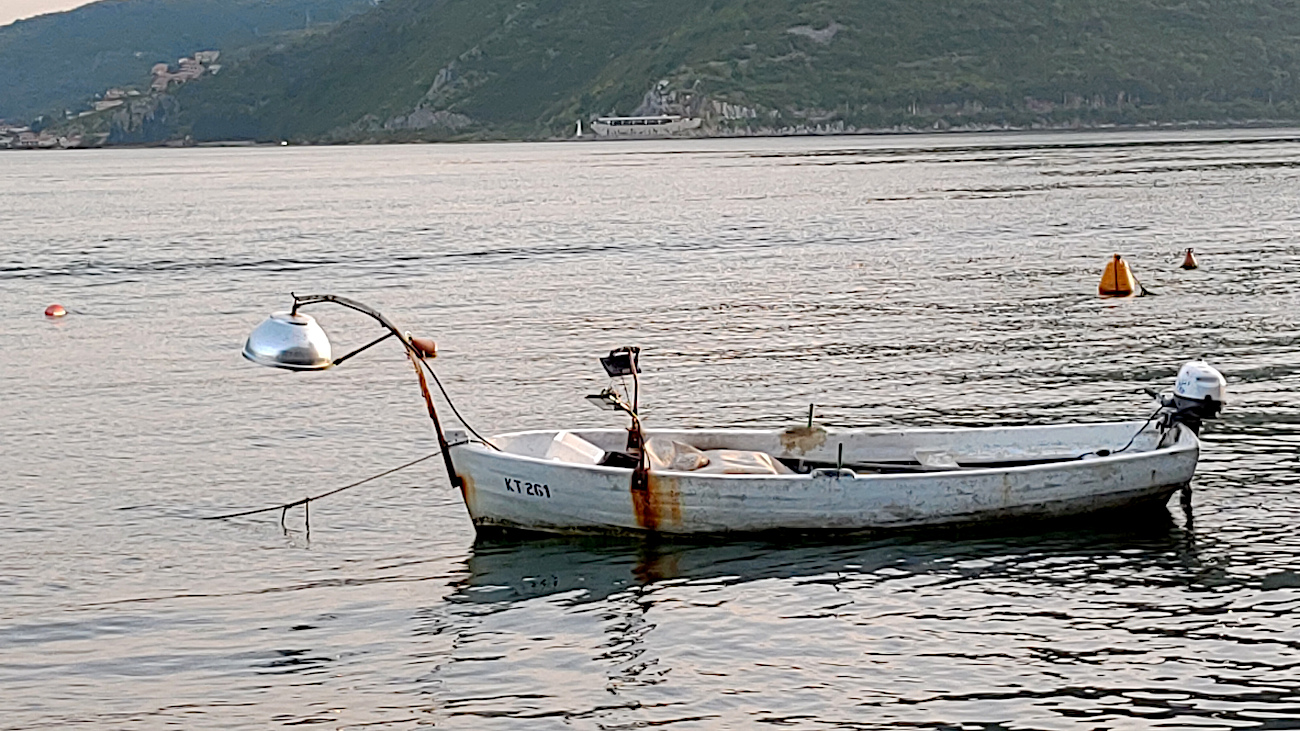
{"left": 242, "top": 295, "right": 1227, "bottom": 537}
{"left": 447, "top": 420, "right": 1200, "bottom": 535}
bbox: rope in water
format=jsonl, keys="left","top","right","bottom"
{"left": 205, "top": 450, "right": 442, "bottom": 523}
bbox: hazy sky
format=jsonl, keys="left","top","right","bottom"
{"left": 0, "top": 0, "right": 96, "bottom": 27}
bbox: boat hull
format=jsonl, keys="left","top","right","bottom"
{"left": 447, "top": 422, "right": 1198, "bottom": 536}
{"left": 590, "top": 115, "right": 703, "bottom": 137}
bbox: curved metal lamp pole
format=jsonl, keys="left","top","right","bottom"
{"left": 243, "top": 293, "right": 461, "bottom": 488}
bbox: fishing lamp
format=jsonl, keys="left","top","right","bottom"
{"left": 586, "top": 387, "right": 633, "bottom": 413}
{"left": 588, "top": 347, "right": 645, "bottom": 455}
{"left": 601, "top": 346, "right": 641, "bottom": 377}
{"left": 242, "top": 311, "right": 333, "bottom": 370}
{"left": 241, "top": 293, "right": 459, "bottom": 485}
{"left": 242, "top": 293, "right": 437, "bottom": 371}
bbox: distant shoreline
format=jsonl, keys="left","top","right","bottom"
{"left": 8, "top": 118, "right": 1300, "bottom": 152}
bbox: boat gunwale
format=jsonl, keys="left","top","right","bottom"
{"left": 451, "top": 421, "right": 1197, "bottom": 482}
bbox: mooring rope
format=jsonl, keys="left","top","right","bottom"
{"left": 204, "top": 450, "right": 442, "bottom": 523}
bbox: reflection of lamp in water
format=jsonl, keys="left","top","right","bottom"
{"left": 242, "top": 293, "right": 459, "bottom": 486}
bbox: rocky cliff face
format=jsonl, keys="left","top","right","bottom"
{"left": 105, "top": 96, "right": 184, "bottom": 145}
{"left": 41, "top": 90, "right": 191, "bottom": 147}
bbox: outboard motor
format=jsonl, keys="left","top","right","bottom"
{"left": 1158, "top": 361, "right": 1227, "bottom": 435}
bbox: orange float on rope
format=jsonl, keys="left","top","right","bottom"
{"left": 409, "top": 335, "right": 437, "bottom": 358}
{"left": 1181, "top": 247, "right": 1199, "bottom": 270}
{"left": 44, "top": 304, "right": 67, "bottom": 318}
{"left": 1098, "top": 254, "right": 1139, "bottom": 297}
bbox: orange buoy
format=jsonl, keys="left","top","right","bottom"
{"left": 409, "top": 335, "right": 437, "bottom": 358}
{"left": 1181, "top": 247, "right": 1199, "bottom": 270}
{"left": 1098, "top": 254, "right": 1139, "bottom": 296}
{"left": 44, "top": 304, "right": 67, "bottom": 318}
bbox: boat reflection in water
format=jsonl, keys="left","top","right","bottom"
{"left": 404, "top": 516, "right": 1242, "bottom": 726}
{"left": 447, "top": 513, "right": 1207, "bottom": 609}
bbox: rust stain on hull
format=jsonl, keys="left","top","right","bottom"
{"left": 631, "top": 468, "right": 682, "bottom": 532}
{"left": 457, "top": 473, "right": 476, "bottom": 516}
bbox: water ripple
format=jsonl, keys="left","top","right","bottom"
{"left": 2, "top": 130, "right": 1300, "bottom": 729}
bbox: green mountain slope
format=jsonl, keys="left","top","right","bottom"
{"left": 171, "top": 0, "right": 1300, "bottom": 141}
{"left": 0, "top": 0, "right": 374, "bottom": 122}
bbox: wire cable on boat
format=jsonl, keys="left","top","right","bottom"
{"left": 204, "top": 450, "right": 442, "bottom": 523}
{"left": 416, "top": 357, "right": 500, "bottom": 451}
{"left": 1111, "top": 408, "right": 1162, "bottom": 454}
{"left": 1078, "top": 407, "right": 1162, "bottom": 459}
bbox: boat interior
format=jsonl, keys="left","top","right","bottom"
{"left": 485, "top": 421, "right": 1179, "bottom": 476}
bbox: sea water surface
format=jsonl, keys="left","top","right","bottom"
{"left": 2, "top": 130, "right": 1299, "bottom": 729}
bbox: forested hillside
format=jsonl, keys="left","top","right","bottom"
{"left": 0, "top": 0, "right": 373, "bottom": 121}
{"left": 76, "top": 0, "right": 1300, "bottom": 141}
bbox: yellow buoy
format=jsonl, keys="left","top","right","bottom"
{"left": 1181, "top": 247, "right": 1199, "bottom": 270}
{"left": 1098, "top": 254, "right": 1139, "bottom": 296}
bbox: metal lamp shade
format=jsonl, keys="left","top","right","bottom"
{"left": 242, "top": 311, "right": 333, "bottom": 370}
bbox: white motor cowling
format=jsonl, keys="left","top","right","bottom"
{"left": 1165, "top": 361, "right": 1226, "bottom": 432}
